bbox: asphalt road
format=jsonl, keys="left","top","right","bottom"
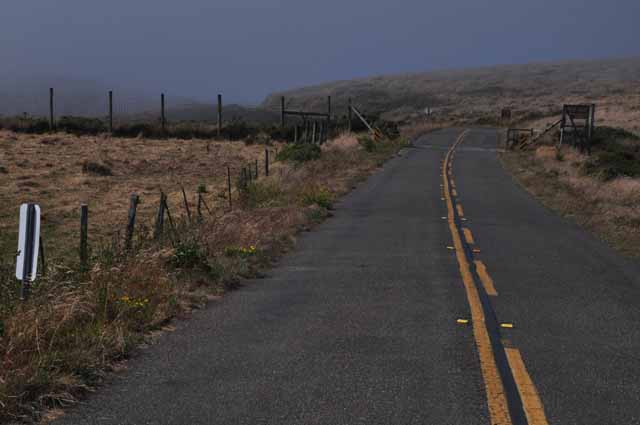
{"left": 54, "top": 128, "right": 640, "bottom": 424}
{"left": 455, "top": 129, "right": 640, "bottom": 424}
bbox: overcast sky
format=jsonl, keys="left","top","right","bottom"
{"left": 2, "top": 0, "right": 639, "bottom": 104}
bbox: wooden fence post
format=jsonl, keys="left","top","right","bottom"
{"left": 80, "top": 204, "right": 88, "bottom": 269}
{"left": 125, "top": 193, "right": 139, "bottom": 250}
{"left": 265, "top": 149, "right": 269, "bottom": 176}
{"left": 227, "top": 166, "right": 232, "bottom": 210}
{"left": 280, "top": 96, "right": 285, "bottom": 128}
{"left": 327, "top": 95, "right": 331, "bottom": 123}
{"left": 312, "top": 121, "right": 317, "bottom": 144}
{"left": 49, "top": 88, "right": 55, "bottom": 132}
{"left": 161, "top": 93, "right": 166, "bottom": 134}
{"left": 108, "top": 91, "right": 113, "bottom": 134}
{"left": 294, "top": 125, "right": 298, "bottom": 143}
{"left": 197, "top": 192, "right": 203, "bottom": 220}
{"left": 164, "top": 196, "right": 176, "bottom": 234}
{"left": 39, "top": 236, "right": 46, "bottom": 277}
{"left": 154, "top": 192, "right": 167, "bottom": 239}
{"left": 181, "top": 186, "right": 192, "bottom": 222}
{"left": 217, "top": 94, "right": 223, "bottom": 138}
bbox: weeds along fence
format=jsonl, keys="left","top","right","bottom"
{"left": 0, "top": 90, "right": 254, "bottom": 140}
{"left": 2, "top": 144, "right": 284, "bottom": 299}
{"left": 0, "top": 88, "right": 382, "bottom": 142}
{"left": 0, "top": 88, "right": 392, "bottom": 144}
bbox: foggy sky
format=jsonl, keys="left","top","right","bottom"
{"left": 2, "top": 0, "right": 639, "bottom": 104}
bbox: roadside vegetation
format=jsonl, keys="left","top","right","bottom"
{"left": 501, "top": 126, "right": 640, "bottom": 258}
{"left": 0, "top": 127, "right": 415, "bottom": 422}
{"left": 0, "top": 115, "right": 299, "bottom": 142}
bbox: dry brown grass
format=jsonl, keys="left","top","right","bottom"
{"left": 0, "top": 130, "right": 407, "bottom": 423}
{"left": 0, "top": 130, "right": 284, "bottom": 259}
{"left": 502, "top": 144, "right": 640, "bottom": 257}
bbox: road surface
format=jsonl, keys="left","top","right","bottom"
{"left": 55, "top": 129, "right": 640, "bottom": 424}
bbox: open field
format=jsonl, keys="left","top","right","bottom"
{"left": 0, "top": 130, "right": 281, "bottom": 260}
{"left": 0, "top": 126, "right": 424, "bottom": 422}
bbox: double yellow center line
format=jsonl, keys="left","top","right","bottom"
{"left": 442, "top": 131, "right": 548, "bottom": 425}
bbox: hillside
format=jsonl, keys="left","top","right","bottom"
{"left": 261, "top": 57, "right": 640, "bottom": 122}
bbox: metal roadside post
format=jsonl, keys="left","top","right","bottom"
{"left": 16, "top": 203, "right": 41, "bottom": 300}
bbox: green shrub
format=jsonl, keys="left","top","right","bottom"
{"left": 300, "top": 185, "right": 333, "bottom": 209}
{"left": 170, "top": 239, "right": 209, "bottom": 270}
{"left": 581, "top": 126, "right": 640, "bottom": 180}
{"left": 276, "top": 143, "right": 321, "bottom": 162}
{"left": 591, "top": 126, "right": 640, "bottom": 146}
{"left": 583, "top": 150, "right": 640, "bottom": 180}
{"left": 358, "top": 136, "right": 376, "bottom": 152}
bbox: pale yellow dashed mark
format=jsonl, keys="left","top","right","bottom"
{"left": 474, "top": 260, "right": 498, "bottom": 296}
{"left": 463, "top": 228, "right": 475, "bottom": 245}
{"left": 505, "top": 348, "right": 550, "bottom": 425}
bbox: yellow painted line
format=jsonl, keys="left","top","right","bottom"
{"left": 505, "top": 348, "right": 550, "bottom": 425}
{"left": 463, "top": 228, "right": 475, "bottom": 245}
{"left": 474, "top": 260, "right": 498, "bottom": 296}
{"left": 501, "top": 323, "right": 514, "bottom": 329}
{"left": 442, "top": 131, "right": 512, "bottom": 425}
{"left": 457, "top": 318, "right": 470, "bottom": 325}
{"left": 457, "top": 204, "right": 465, "bottom": 217}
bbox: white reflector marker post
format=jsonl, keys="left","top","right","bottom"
{"left": 16, "top": 203, "right": 41, "bottom": 299}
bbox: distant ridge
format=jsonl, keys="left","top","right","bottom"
{"left": 261, "top": 56, "right": 640, "bottom": 120}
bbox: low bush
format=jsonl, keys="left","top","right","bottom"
{"left": 58, "top": 116, "right": 107, "bottom": 135}
{"left": 276, "top": 143, "right": 321, "bottom": 162}
{"left": 299, "top": 185, "right": 333, "bottom": 209}
{"left": 358, "top": 136, "right": 376, "bottom": 152}
{"left": 582, "top": 126, "right": 640, "bottom": 180}
{"left": 583, "top": 149, "right": 640, "bottom": 180}
{"left": 221, "top": 119, "right": 253, "bottom": 141}
{"left": 170, "top": 239, "right": 209, "bottom": 270}
{"left": 240, "top": 181, "right": 285, "bottom": 209}
{"left": 82, "top": 161, "right": 113, "bottom": 176}
{"left": 0, "top": 116, "right": 50, "bottom": 133}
